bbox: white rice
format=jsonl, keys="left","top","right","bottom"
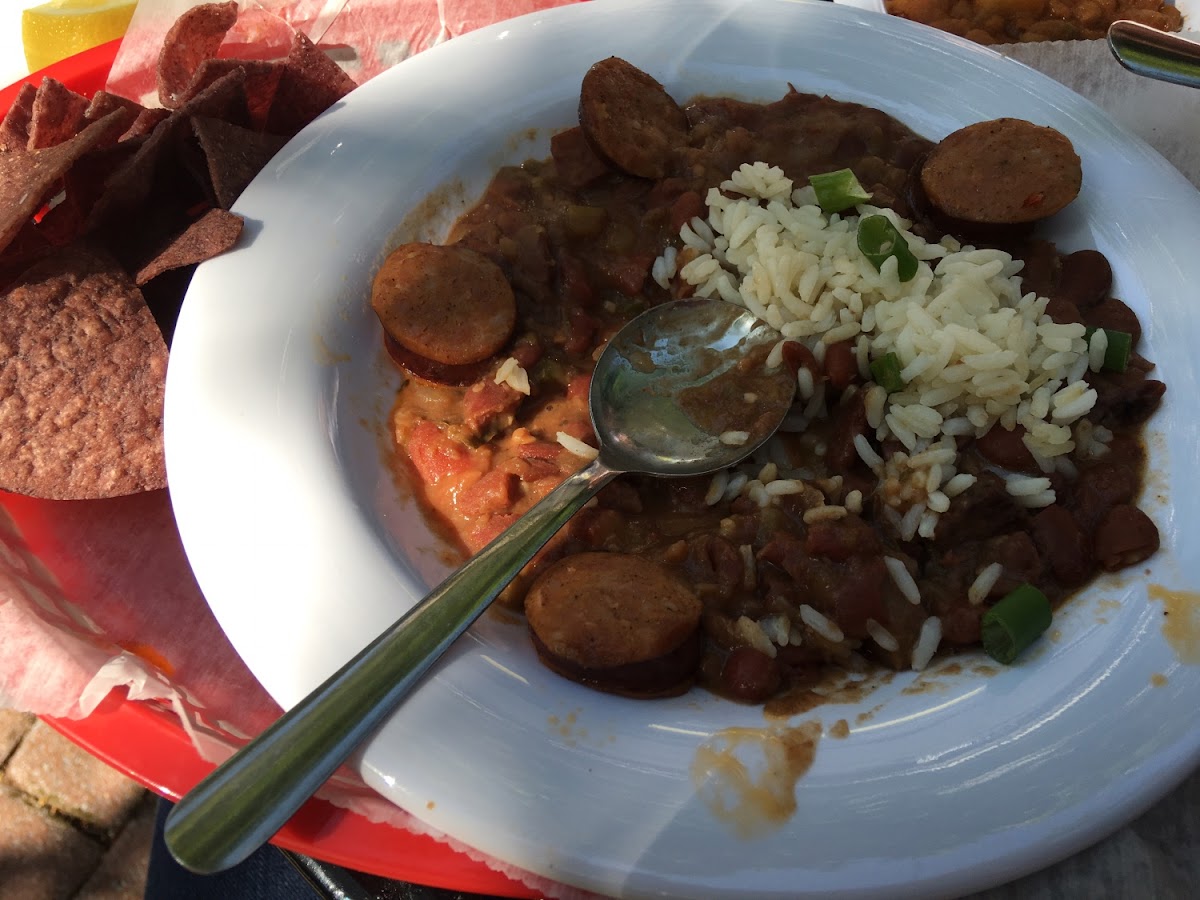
{"left": 866, "top": 618, "right": 900, "bottom": 652}
{"left": 1088, "top": 327, "right": 1108, "bottom": 372}
{"left": 556, "top": 431, "right": 598, "bottom": 460}
{"left": 968, "top": 562, "right": 1003, "bottom": 606}
{"left": 735, "top": 615, "right": 777, "bottom": 658}
{"left": 884, "top": 556, "right": 921, "bottom": 605}
{"left": 911, "top": 616, "right": 943, "bottom": 671}
{"left": 653, "top": 160, "right": 1104, "bottom": 541}
{"left": 803, "top": 505, "right": 847, "bottom": 524}
{"left": 704, "top": 470, "right": 729, "bottom": 506}
{"left": 719, "top": 430, "right": 750, "bottom": 446}
{"left": 797, "top": 365, "right": 816, "bottom": 400}
{"left": 758, "top": 613, "right": 790, "bottom": 646}
{"left": 494, "top": 357, "right": 531, "bottom": 395}
{"left": 854, "top": 433, "right": 884, "bottom": 470}
{"left": 740, "top": 544, "right": 757, "bottom": 589}
{"left": 799, "top": 604, "right": 845, "bottom": 643}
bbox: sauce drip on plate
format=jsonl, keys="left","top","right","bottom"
{"left": 1148, "top": 585, "right": 1200, "bottom": 664}
{"left": 690, "top": 720, "right": 821, "bottom": 837}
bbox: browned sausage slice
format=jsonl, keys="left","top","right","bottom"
{"left": 371, "top": 242, "right": 516, "bottom": 367}
{"left": 382, "top": 333, "right": 493, "bottom": 386}
{"left": 578, "top": 57, "right": 688, "bottom": 180}
{"left": 525, "top": 551, "right": 703, "bottom": 697}
{"left": 920, "top": 118, "right": 1082, "bottom": 225}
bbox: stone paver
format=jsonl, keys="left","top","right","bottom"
{"left": 0, "top": 782, "right": 103, "bottom": 900}
{"left": 0, "top": 709, "right": 154, "bottom": 899}
{"left": 6, "top": 720, "right": 146, "bottom": 833}
{"left": 75, "top": 792, "right": 156, "bottom": 900}
{"left": 0, "top": 707, "right": 34, "bottom": 761}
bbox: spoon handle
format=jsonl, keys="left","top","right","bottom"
{"left": 1108, "top": 20, "right": 1200, "bottom": 90}
{"left": 164, "top": 455, "right": 619, "bottom": 874}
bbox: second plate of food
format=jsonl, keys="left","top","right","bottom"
{"left": 165, "top": 0, "right": 1200, "bottom": 897}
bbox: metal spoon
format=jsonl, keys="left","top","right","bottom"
{"left": 1108, "top": 20, "right": 1200, "bottom": 90}
{"left": 165, "top": 296, "right": 796, "bottom": 874}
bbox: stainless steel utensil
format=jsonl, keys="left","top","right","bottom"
{"left": 1108, "top": 20, "right": 1200, "bottom": 90}
{"left": 164, "top": 296, "right": 796, "bottom": 875}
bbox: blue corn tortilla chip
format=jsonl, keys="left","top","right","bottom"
{"left": 266, "top": 31, "right": 357, "bottom": 136}
{"left": 134, "top": 207, "right": 243, "bottom": 285}
{"left": 0, "top": 244, "right": 168, "bottom": 500}
{"left": 191, "top": 115, "right": 286, "bottom": 208}
{"left": 27, "top": 77, "right": 91, "bottom": 150}
{"left": 0, "top": 83, "right": 36, "bottom": 152}
{"left": 0, "top": 110, "right": 126, "bottom": 257}
{"left": 157, "top": 1, "right": 240, "bottom": 109}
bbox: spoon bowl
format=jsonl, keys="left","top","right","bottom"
{"left": 593, "top": 297, "right": 795, "bottom": 474}
{"left": 164, "top": 297, "right": 796, "bottom": 875}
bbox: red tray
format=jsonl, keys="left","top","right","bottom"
{"left": 6, "top": 38, "right": 535, "bottom": 899}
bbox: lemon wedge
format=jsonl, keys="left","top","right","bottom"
{"left": 22, "top": 0, "right": 138, "bottom": 75}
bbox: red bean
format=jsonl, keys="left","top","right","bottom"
{"left": 1043, "top": 296, "right": 1082, "bottom": 325}
{"left": 781, "top": 341, "right": 821, "bottom": 379}
{"left": 1031, "top": 505, "right": 1091, "bottom": 587}
{"left": 974, "top": 424, "right": 1040, "bottom": 473}
{"left": 720, "top": 647, "right": 782, "bottom": 704}
{"left": 1056, "top": 249, "right": 1112, "bottom": 310}
{"left": 824, "top": 339, "right": 859, "bottom": 390}
{"left": 669, "top": 191, "right": 705, "bottom": 234}
{"left": 1018, "top": 239, "right": 1060, "bottom": 298}
{"left": 1094, "top": 505, "right": 1160, "bottom": 571}
{"left": 1086, "top": 297, "right": 1141, "bottom": 347}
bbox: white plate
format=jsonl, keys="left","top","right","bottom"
{"left": 165, "top": 1, "right": 1200, "bottom": 897}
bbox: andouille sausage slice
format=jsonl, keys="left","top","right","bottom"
{"left": 525, "top": 551, "right": 703, "bottom": 697}
{"left": 371, "top": 242, "right": 516, "bottom": 367}
{"left": 382, "top": 333, "right": 493, "bottom": 386}
{"left": 920, "top": 118, "right": 1082, "bottom": 225}
{"left": 578, "top": 57, "right": 688, "bottom": 180}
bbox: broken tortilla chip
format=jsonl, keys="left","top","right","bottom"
{"left": 192, "top": 116, "right": 286, "bottom": 209}
{"left": 135, "top": 208, "right": 244, "bottom": 285}
{"left": 0, "top": 244, "right": 168, "bottom": 500}
{"left": 157, "top": 1, "right": 240, "bottom": 110}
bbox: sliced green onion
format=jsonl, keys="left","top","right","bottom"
{"left": 870, "top": 352, "right": 904, "bottom": 393}
{"left": 1084, "top": 327, "right": 1132, "bottom": 373}
{"left": 981, "top": 583, "right": 1052, "bottom": 665}
{"left": 857, "top": 215, "right": 918, "bottom": 282}
{"left": 809, "top": 168, "right": 871, "bottom": 214}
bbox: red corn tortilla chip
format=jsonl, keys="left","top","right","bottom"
{"left": 0, "top": 244, "right": 168, "bottom": 500}
{"left": 0, "top": 83, "right": 36, "bottom": 152}
{"left": 0, "top": 110, "right": 126, "bottom": 257}
{"left": 157, "top": 1, "right": 240, "bottom": 109}
{"left": 134, "top": 207, "right": 243, "bottom": 285}
{"left": 27, "top": 77, "right": 91, "bottom": 150}
{"left": 266, "top": 32, "right": 358, "bottom": 137}
{"left": 191, "top": 116, "right": 287, "bottom": 209}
